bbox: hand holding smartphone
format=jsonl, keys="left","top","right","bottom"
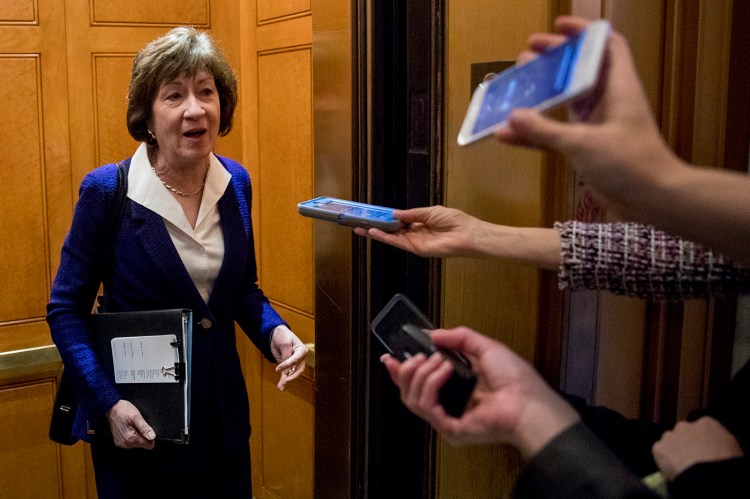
{"left": 457, "top": 19, "right": 611, "bottom": 146}
{"left": 297, "top": 196, "right": 405, "bottom": 233}
{"left": 371, "top": 294, "right": 477, "bottom": 417}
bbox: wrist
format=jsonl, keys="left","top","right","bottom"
{"left": 511, "top": 389, "right": 581, "bottom": 459}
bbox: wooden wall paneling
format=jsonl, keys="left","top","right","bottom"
{"left": 91, "top": 0, "right": 209, "bottom": 26}
{"left": 0, "top": 0, "right": 71, "bottom": 353}
{"left": 93, "top": 55, "right": 141, "bottom": 165}
{"left": 257, "top": 48, "right": 314, "bottom": 313}
{"left": 0, "top": 0, "right": 36, "bottom": 23}
{"left": 0, "top": 56, "right": 49, "bottom": 322}
{"left": 440, "top": 2, "right": 560, "bottom": 498}
{"left": 0, "top": 381, "right": 64, "bottom": 496}
{"left": 257, "top": 0, "right": 310, "bottom": 24}
{"left": 243, "top": 3, "right": 315, "bottom": 498}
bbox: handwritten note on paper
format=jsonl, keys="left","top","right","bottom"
{"left": 111, "top": 335, "right": 180, "bottom": 384}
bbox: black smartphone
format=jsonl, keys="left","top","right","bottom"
{"left": 297, "top": 196, "right": 405, "bottom": 233}
{"left": 371, "top": 294, "right": 477, "bottom": 417}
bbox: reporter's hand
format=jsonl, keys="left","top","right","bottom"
{"left": 106, "top": 399, "right": 156, "bottom": 450}
{"left": 496, "top": 16, "right": 679, "bottom": 204}
{"left": 652, "top": 416, "right": 743, "bottom": 480}
{"left": 270, "top": 325, "right": 308, "bottom": 391}
{"left": 381, "top": 326, "right": 580, "bottom": 458}
{"left": 354, "top": 205, "right": 483, "bottom": 258}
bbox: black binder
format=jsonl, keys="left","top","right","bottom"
{"left": 88, "top": 309, "right": 193, "bottom": 444}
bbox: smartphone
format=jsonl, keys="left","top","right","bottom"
{"left": 297, "top": 196, "right": 405, "bottom": 233}
{"left": 371, "top": 294, "right": 477, "bottom": 417}
{"left": 457, "top": 19, "right": 611, "bottom": 146}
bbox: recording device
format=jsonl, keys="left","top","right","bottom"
{"left": 297, "top": 196, "right": 405, "bottom": 233}
{"left": 371, "top": 294, "right": 477, "bottom": 417}
{"left": 457, "top": 19, "right": 611, "bottom": 146}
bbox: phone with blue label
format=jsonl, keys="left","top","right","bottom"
{"left": 457, "top": 20, "right": 611, "bottom": 146}
{"left": 371, "top": 294, "right": 477, "bottom": 417}
{"left": 297, "top": 196, "right": 405, "bottom": 233}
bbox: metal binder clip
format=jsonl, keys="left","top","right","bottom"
{"left": 161, "top": 366, "right": 177, "bottom": 378}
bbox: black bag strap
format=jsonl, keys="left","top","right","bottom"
{"left": 110, "top": 161, "right": 128, "bottom": 238}
{"left": 97, "top": 161, "right": 128, "bottom": 312}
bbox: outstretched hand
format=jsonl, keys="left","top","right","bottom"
{"left": 353, "top": 205, "right": 486, "bottom": 258}
{"left": 496, "top": 16, "right": 678, "bottom": 203}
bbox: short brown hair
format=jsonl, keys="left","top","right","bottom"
{"left": 126, "top": 27, "right": 237, "bottom": 142}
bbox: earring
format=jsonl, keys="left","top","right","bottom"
{"left": 147, "top": 129, "right": 157, "bottom": 145}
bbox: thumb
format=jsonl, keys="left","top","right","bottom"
{"left": 501, "top": 108, "right": 575, "bottom": 152}
{"left": 133, "top": 415, "right": 156, "bottom": 441}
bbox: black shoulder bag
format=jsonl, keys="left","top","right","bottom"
{"left": 49, "top": 162, "right": 128, "bottom": 445}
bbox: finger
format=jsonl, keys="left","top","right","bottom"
{"left": 415, "top": 358, "right": 454, "bottom": 414}
{"left": 392, "top": 354, "right": 428, "bottom": 396}
{"left": 553, "top": 15, "right": 592, "bottom": 35}
{"left": 139, "top": 421, "right": 156, "bottom": 442}
{"left": 516, "top": 50, "right": 538, "bottom": 65}
{"left": 527, "top": 32, "right": 567, "bottom": 53}
{"left": 505, "top": 108, "right": 577, "bottom": 151}
{"left": 403, "top": 354, "right": 444, "bottom": 409}
{"left": 275, "top": 346, "right": 308, "bottom": 371}
{"left": 390, "top": 207, "right": 432, "bottom": 224}
{"left": 381, "top": 355, "right": 403, "bottom": 384}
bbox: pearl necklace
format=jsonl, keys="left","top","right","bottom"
{"left": 151, "top": 165, "right": 205, "bottom": 197}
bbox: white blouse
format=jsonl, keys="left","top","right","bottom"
{"left": 126, "top": 142, "right": 231, "bottom": 303}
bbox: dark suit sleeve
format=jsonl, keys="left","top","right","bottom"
{"left": 668, "top": 457, "right": 749, "bottom": 499}
{"left": 514, "top": 423, "right": 663, "bottom": 499}
{"left": 563, "top": 393, "right": 669, "bottom": 476}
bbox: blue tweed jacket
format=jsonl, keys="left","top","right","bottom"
{"left": 47, "top": 155, "right": 286, "bottom": 450}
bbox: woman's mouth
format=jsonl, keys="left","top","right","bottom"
{"left": 183, "top": 128, "right": 207, "bottom": 138}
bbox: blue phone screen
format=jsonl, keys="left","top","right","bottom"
{"left": 472, "top": 32, "right": 582, "bottom": 135}
{"left": 310, "top": 199, "right": 396, "bottom": 221}
{"left": 346, "top": 206, "right": 397, "bottom": 221}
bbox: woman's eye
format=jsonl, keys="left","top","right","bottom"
{"left": 201, "top": 87, "right": 215, "bottom": 96}
{"left": 165, "top": 92, "right": 181, "bottom": 101}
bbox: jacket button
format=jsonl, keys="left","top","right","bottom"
{"left": 199, "top": 318, "right": 213, "bottom": 329}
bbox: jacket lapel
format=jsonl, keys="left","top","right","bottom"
{"left": 209, "top": 182, "right": 247, "bottom": 308}
{"left": 130, "top": 202, "right": 206, "bottom": 306}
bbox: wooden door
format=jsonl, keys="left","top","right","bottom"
{"left": 239, "top": 1, "right": 316, "bottom": 498}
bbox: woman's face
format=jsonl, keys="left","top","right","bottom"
{"left": 149, "top": 70, "right": 220, "bottom": 167}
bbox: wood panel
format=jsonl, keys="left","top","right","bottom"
{"left": 0, "top": 57, "right": 48, "bottom": 322}
{"left": 0, "top": 382, "right": 62, "bottom": 497}
{"left": 257, "top": 48, "right": 314, "bottom": 314}
{"left": 91, "top": 0, "right": 209, "bottom": 26}
{"left": 257, "top": 0, "right": 310, "bottom": 24}
{"left": 0, "top": 0, "right": 36, "bottom": 23}
{"left": 241, "top": 4, "right": 315, "bottom": 498}
{"left": 94, "top": 55, "right": 140, "bottom": 164}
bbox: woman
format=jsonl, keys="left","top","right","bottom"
{"left": 47, "top": 27, "right": 307, "bottom": 498}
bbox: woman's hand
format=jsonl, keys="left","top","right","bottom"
{"left": 106, "top": 399, "right": 156, "bottom": 450}
{"left": 354, "top": 206, "right": 483, "bottom": 258}
{"left": 381, "top": 327, "right": 580, "bottom": 458}
{"left": 270, "top": 325, "right": 308, "bottom": 391}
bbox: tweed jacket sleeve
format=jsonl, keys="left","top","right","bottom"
{"left": 556, "top": 221, "right": 750, "bottom": 301}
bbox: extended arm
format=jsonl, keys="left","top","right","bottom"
{"left": 497, "top": 16, "right": 750, "bottom": 264}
